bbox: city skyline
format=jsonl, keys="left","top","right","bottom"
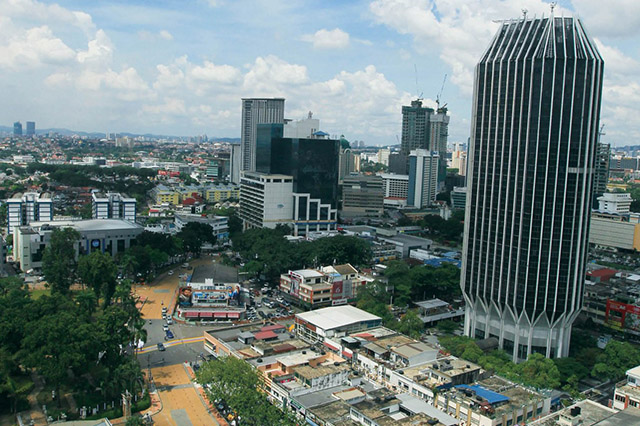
{"left": 0, "top": 0, "right": 638, "bottom": 146}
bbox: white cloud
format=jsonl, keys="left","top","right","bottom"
{"left": 369, "top": 0, "right": 570, "bottom": 94}
{"left": 302, "top": 28, "right": 350, "bottom": 49}
{"left": 143, "top": 98, "right": 187, "bottom": 116}
{"left": 138, "top": 29, "right": 174, "bottom": 41}
{"left": 243, "top": 55, "right": 309, "bottom": 93}
{"left": 159, "top": 30, "right": 173, "bottom": 41}
{"left": 1, "top": 0, "right": 96, "bottom": 35}
{"left": 572, "top": 0, "right": 640, "bottom": 38}
{"left": 191, "top": 61, "right": 241, "bottom": 84}
{"left": 77, "top": 30, "right": 113, "bottom": 67}
{"left": 0, "top": 25, "right": 75, "bottom": 69}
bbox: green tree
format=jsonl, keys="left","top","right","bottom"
{"left": 516, "top": 353, "right": 561, "bottom": 390}
{"left": 356, "top": 281, "right": 393, "bottom": 323}
{"left": 196, "top": 357, "right": 296, "bottom": 426}
{"left": 592, "top": 340, "right": 640, "bottom": 380}
{"left": 0, "top": 203, "right": 6, "bottom": 228}
{"left": 177, "top": 222, "right": 217, "bottom": 256}
{"left": 395, "top": 310, "right": 424, "bottom": 339}
{"left": 125, "top": 416, "right": 144, "bottom": 426}
{"left": 42, "top": 227, "right": 81, "bottom": 294}
{"left": 437, "top": 320, "right": 459, "bottom": 335}
{"left": 78, "top": 251, "right": 118, "bottom": 306}
{"left": 21, "top": 295, "right": 92, "bottom": 407}
{"left": 554, "top": 357, "right": 590, "bottom": 385}
{"left": 75, "top": 290, "right": 98, "bottom": 319}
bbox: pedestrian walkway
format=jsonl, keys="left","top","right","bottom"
{"left": 150, "top": 364, "right": 219, "bottom": 425}
{"left": 136, "top": 336, "right": 205, "bottom": 354}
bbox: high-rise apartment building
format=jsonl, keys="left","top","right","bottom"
{"left": 408, "top": 150, "right": 438, "bottom": 209}
{"left": 379, "top": 173, "right": 409, "bottom": 209}
{"left": 401, "top": 100, "right": 449, "bottom": 182}
{"left": 26, "top": 121, "right": 35, "bottom": 136}
{"left": 338, "top": 148, "right": 358, "bottom": 182}
{"left": 91, "top": 192, "right": 136, "bottom": 222}
{"left": 341, "top": 175, "right": 384, "bottom": 217}
{"left": 241, "top": 98, "right": 285, "bottom": 172}
{"left": 13, "top": 122, "right": 22, "bottom": 136}
{"left": 461, "top": 16, "right": 604, "bottom": 361}
{"left": 6, "top": 192, "right": 53, "bottom": 234}
{"left": 229, "top": 144, "right": 242, "bottom": 184}
{"left": 593, "top": 142, "right": 610, "bottom": 206}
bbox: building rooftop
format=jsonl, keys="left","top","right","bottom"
{"left": 294, "top": 363, "right": 350, "bottom": 380}
{"left": 291, "top": 269, "right": 324, "bottom": 279}
{"left": 395, "top": 393, "right": 458, "bottom": 426}
{"left": 296, "top": 305, "right": 381, "bottom": 332}
{"left": 30, "top": 219, "right": 142, "bottom": 232}
{"left": 531, "top": 399, "right": 618, "bottom": 426}
{"left": 384, "top": 234, "right": 433, "bottom": 246}
{"left": 415, "top": 299, "right": 449, "bottom": 310}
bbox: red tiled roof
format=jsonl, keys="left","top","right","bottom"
{"left": 254, "top": 331, "right": 277, "bottom": 340}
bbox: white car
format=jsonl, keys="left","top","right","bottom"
{"left": 166, "top": 318, "right": 173, "bottom": 325}
{"left": 162, "top": 324, "right": 169, "bottom": 332}
{"left": 168, "top": 270, "right": 174, "bottom": 276}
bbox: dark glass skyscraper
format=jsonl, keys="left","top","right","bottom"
{"left": 461, "top": 16, "right": 603, "bottom": 361}
{"left": 256, "top": 123, "right": 339, "bottom": 208}
{"left": 270, "top": 136, "right": 339, "bottom": 208}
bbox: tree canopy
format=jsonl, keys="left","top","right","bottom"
{"left": 42, "top": 227, "right": 81, "bottom": 294}
{"left": 196, "top": 356, "right": 296, "bottom": 426}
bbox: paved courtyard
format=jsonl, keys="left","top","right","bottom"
{"left": 151, "top": 364, "right": 218, "bottom": 426}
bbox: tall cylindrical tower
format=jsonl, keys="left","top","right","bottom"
{"left": 461, "top": 16, "right": 604, "bottom": 361}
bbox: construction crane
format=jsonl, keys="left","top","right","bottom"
{"left": 436, "top": 74, "right": 447, "bottom": 110}
{"left": 414, "top": 64, "right": 423, "bottom": 100}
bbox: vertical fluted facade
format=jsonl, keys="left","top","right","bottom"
{"left": 461, "top": 17, "right": 603, "bottom": 361}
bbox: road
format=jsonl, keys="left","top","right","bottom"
{"left": 137, "top": 256, "right": 227, "bottom": 425}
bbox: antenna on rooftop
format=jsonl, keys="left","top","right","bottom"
{"left": 522, "top": 9, "right": 528, "bottom": 19}
{"left": 550, "top": 2, "right": 557, "bottom": 15}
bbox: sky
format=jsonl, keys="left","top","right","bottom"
{"left": 1, "top": 0, "right": 639, "bottom": 146}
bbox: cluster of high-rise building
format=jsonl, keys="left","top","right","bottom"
{"left": 12, "top": 121, "right": 35, "bottom": 136}
{"left": 237, "top": 99, "right": 341, "bottom": 236}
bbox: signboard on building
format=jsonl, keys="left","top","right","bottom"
{"left": 289, "top": 271, "right": 301, "bottom": 297}
{"left": 605, "top": 300, "right": 640, "bottom": 331}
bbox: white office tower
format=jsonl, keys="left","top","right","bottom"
{"left": 6, "top": 192, "right": 53, "bottom": 234}
{"left": 284, "top": 111, "right": 320, "bottom": 138}
{"left": 461, "top": 16, "right": 604, "bottom": 361}
{"left": 407, "top": 149, "right": 438, "bottom": 209}
{"left": 597, "top": 192, "right": 632, "bottom": 214}
{"left": 92, "top": 192, "right": 137, "bottom": 222}
{"left": 241, "top": 98, "right": 285, "bottom": 172}
{"left": 239, "top": 172, "right": 294, "bottom": 230}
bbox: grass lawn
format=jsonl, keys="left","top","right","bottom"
{"left": 30, "top": 288, "right": 51, "bottom": 299}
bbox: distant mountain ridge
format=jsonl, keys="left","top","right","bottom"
{"left": 0, "top": 125, "right": 240, "bottom": 142}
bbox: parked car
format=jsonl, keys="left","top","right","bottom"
{"left": 168, "top": 270, "right": 174, "bottom": 276}
{"left": 165, "top": 330, "right": 174, "bottom": 340}
{"left": 163, "top": 324, "right": 169, "bottom": 332}
{"left": 166, "top": 317, "right": 173, "bottom": 325}
{"left": 157, "top": 343, "right": 166, "bottom": 351}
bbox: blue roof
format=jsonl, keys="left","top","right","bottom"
{"left": 442, "top": 251, "right": 459, "bottom": 258}
{"left": 313, "top": 131, "right": 329, "bottom": 136}
{"left": 423, "top": 258, "right": 461, "bottom": 268}
{"left": 455, "top": 385, "right": 510, "bottom": 405}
